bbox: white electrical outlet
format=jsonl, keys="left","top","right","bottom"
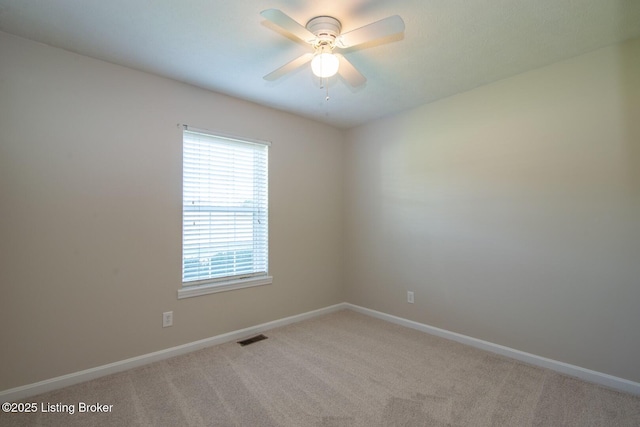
{"left": 407, "top": 291, "right": 414, "bottom": 304}
{"left": 162, "top": 311, "right": 173, "bottom": 328}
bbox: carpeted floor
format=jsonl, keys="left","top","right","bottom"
{"left": 2, "top": 309, "right": 639, "bottom": 426}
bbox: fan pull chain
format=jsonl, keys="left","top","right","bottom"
{"left": 319, "top": 76, "right": 330, "bottom": 101}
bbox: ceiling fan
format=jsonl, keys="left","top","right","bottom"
{"left": 260, "top": 9, "right": 405, "bottom": 87}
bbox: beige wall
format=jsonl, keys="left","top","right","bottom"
{"left": 0, "top": 32, "right": 345, "bottom": 390}
{"left": 345, "top": 38, "right": 640, "bottom": 383}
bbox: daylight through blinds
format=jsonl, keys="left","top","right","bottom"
{"left": 182, "top": 128, "right": 268, "bottom": 285}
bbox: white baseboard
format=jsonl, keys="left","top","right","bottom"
{"left": 3, "top": 301, "right": 638, "bottom": 401}
{"left": 0, "top": 303, "right": 348, "bottom": 402}
{"left": 345, "top": 303, "right": 640, "bottom": 396}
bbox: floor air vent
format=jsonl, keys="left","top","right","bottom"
{"left": 237, "top": 334, "right": 268, "bottom": 346}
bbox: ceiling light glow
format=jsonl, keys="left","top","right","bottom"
{"left": 311, "top": 50, "right": 339, "bottom": 78}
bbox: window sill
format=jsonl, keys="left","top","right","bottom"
{"left": 178, "top": 276, "right": 273, "bottom": 299}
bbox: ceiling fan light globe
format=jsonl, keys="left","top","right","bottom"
{"left": 311, "top": 53, "right": 339, "bottom": 78}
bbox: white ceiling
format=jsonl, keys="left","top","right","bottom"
{"left": 1, "top": 0, "right": 640, "bottom": 129}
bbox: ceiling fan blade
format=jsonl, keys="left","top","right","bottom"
{"left": 264, "top": 53, "right": 314, "bottom": 81}
{"left": 260, "top": 9, "right": 317, "bottom": 44}
{"left": 337, "top": 15, "right": 405, "bottom": 48}
{"left": 336, "top": 54, "right": 366, "bottom": 87}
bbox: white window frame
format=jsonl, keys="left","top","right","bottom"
{"left": 178, "top": 125, "right": 272, "bottom": 299}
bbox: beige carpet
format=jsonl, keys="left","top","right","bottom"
{"left": 2, "top": 309, "right": 639, "bottom": 426}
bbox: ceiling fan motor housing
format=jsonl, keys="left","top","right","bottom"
{"left": 306, "top": 16, "right": 342, "bottom": 48}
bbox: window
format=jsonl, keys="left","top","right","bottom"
{"left": 179, "top": 126, "right": 271, "bottom": 299}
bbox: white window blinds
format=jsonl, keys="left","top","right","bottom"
{"left": 182, "top": 127, "right": 269, "bottom": 286}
